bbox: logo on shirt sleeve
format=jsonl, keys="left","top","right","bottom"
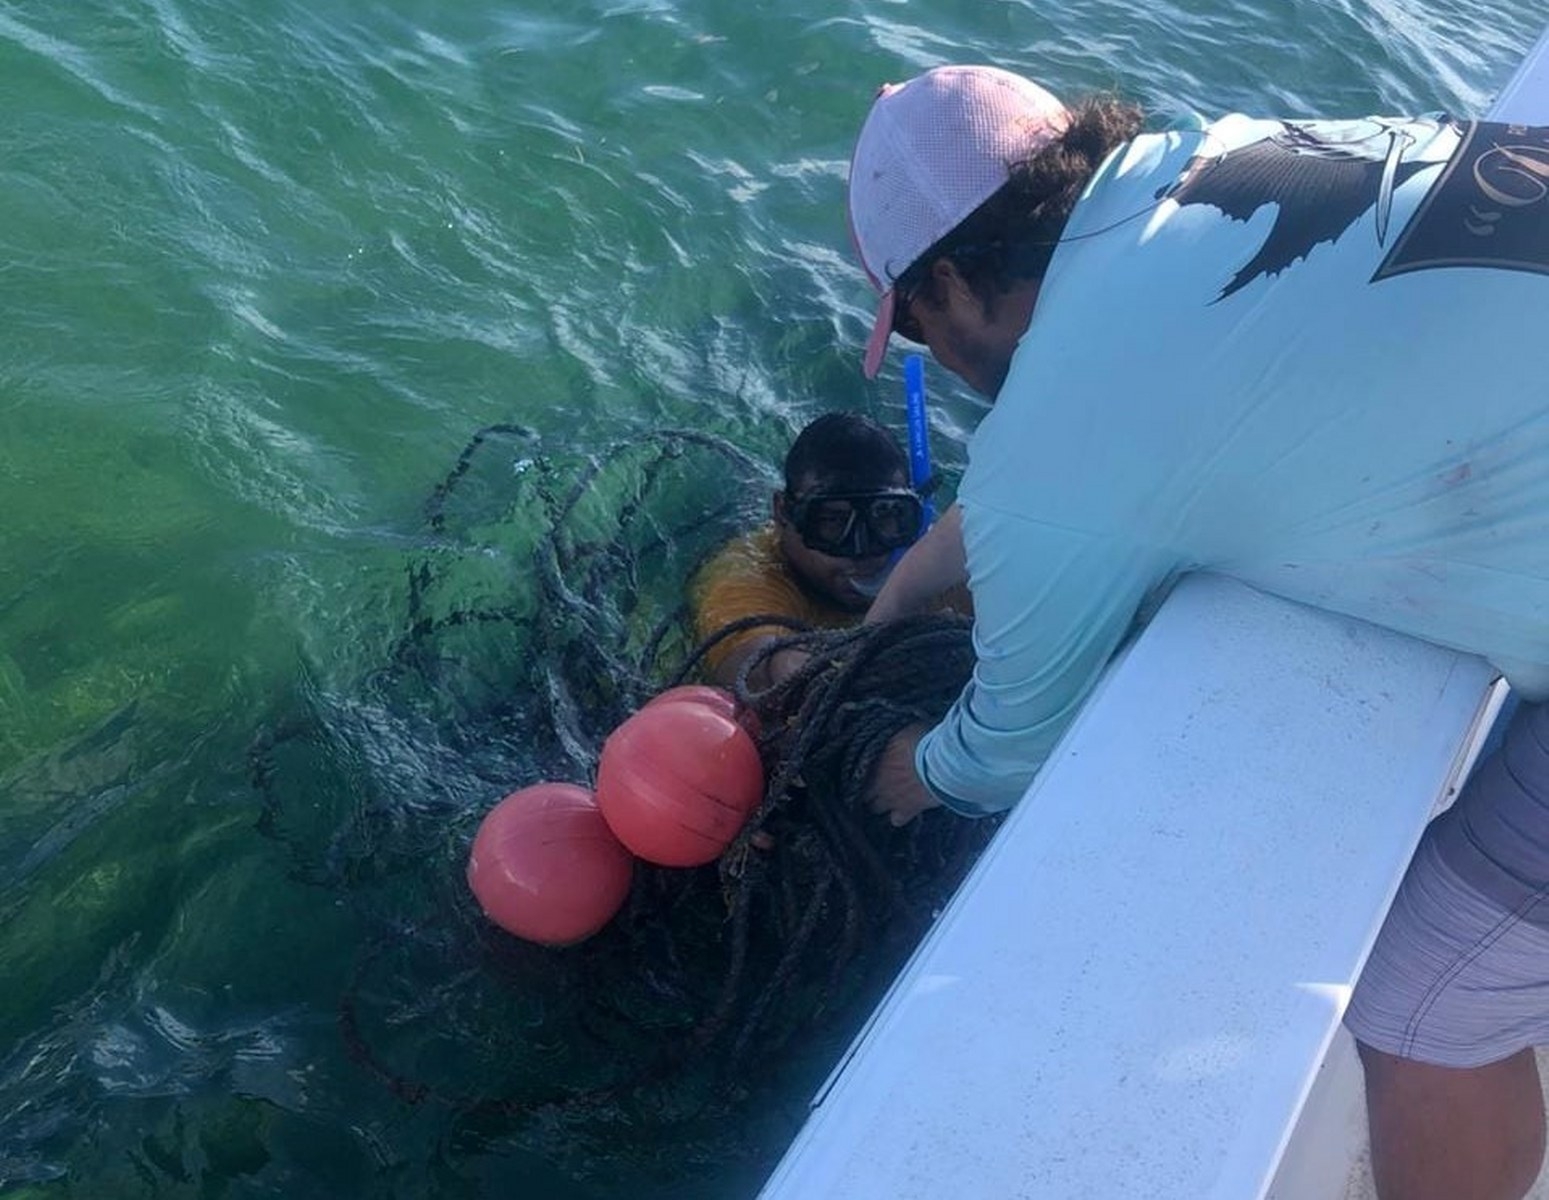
{"left": 1372, "top": 121, "right": 1549, "bottom": 281}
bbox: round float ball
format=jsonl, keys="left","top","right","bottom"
{"left": 596, "top": 699, "right": 765, "bottom": 867}
{"left": 466, "top": 782, "right": 635, "bottom": 946}
{"left": 646, "top": 684, "right": 736, "bottom": 719}
{"left": 645, "top": 684, "right": 761, "bottom": 739}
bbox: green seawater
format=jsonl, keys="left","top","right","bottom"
{"left": 1, "top": 0, "right": 1544, "bottom": 1195}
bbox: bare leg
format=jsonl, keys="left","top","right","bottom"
{"left": 1359, "top": 1040, "right": 1546, "bottom": 1200}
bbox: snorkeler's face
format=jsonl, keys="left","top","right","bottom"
{"left": 785, "top": 489, "right": 925, "bottom": 558}
{"left": 774, "top": 470, "right": 909, "bottom": 613}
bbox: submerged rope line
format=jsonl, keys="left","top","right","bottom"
{"left": 248, "top": 424, "right": 996, "bottom": 1131}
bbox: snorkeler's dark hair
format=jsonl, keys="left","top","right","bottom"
{"left": 896, "top": 95, "right": 1145, "bottom": 308}
{"left": 783, "top": 412, "right": 909, "bottom": 495}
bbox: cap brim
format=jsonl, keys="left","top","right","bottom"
{"left": 862, "top": 289, "right": 896, "bottom": 379}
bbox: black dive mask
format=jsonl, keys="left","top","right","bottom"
{"left": 786, "top": 488, "right": 926, "bottom": 559}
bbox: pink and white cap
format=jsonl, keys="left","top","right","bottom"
{"left": 847, "top": 65, "right": 1069, "bottom": 378}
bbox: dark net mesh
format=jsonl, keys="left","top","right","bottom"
{"left": 247, "top": 423, "right": 999, "bottom": 1186}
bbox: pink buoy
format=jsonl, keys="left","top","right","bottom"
{"left": 596, "top": 699, "right": 765, "bottom": 867}
{"left": 646, "top": 684, "right": 737, "bottom": 720}
{"left": 466, "top": 782, "right": 635, "bottom": 946}
{"left": 646, "top": 684, "right": 762, "bottom": 739}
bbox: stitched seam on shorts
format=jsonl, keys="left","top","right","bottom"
{"left": 1501, "top": 740, "right": 1535, "bottom": 798}
{"left": 1399, "top": 883, "right": 1549, "bottom": 1059}
{"left": 1501, "top": 708, "right": 1549, "bottom": 799}
{"left": 1529, "top": 708, "right": 1549, "bottom": 758}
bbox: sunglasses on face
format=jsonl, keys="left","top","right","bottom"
{"left": 891, "top": 242, "right": 1015, "bottom": 346}
{"left": 786, "top": 488, "right": 926, "bottom": 559}
{"left": 892, "top": 275, "right": 926, "bottom": 345}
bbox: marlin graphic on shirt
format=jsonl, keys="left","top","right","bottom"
{"left": 1163, "top": 119, "right": 1438, "bottom": 299}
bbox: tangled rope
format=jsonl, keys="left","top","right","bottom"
{"left": 247, "top": 423, "right": 996, "bottom": 1157}
{"left": 647, "top": 612, "right": 993, "bottom": 1078}
{"left": 388, "top": 423, "right": 770, "bottom": 776}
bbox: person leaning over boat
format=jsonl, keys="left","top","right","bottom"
{"left": 844, "top": 64, "right": 1549, "bottom": 1200}
{"left": 689, "top": 411, "right": 950, "bottom": 691}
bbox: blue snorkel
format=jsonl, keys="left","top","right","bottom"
{"left": 847, "top": 354, "right": 933, "bottom": 592}
{"left": 903, "top": 353, "right": 935, "bottom": 528}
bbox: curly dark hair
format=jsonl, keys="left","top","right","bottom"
{"left": 783, "top": 411, "right": 908, "bottom": 494}
{"left": 896, "top": 95, "right": 1145, "bottom": 315}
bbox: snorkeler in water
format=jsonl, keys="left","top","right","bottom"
{"left": 689, "top": 412, "right": 931, "bottom": 690}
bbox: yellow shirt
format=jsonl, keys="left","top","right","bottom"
{"left": 689, "top": 526, "right": 856, "bottom": 676}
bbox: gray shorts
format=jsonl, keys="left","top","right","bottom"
{"left": 1345, "top": 700, "right": 1549, "bottom": 1069}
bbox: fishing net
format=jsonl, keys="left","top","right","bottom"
{"left": 248, "top": 422, "right": 998, "bottom": 1187}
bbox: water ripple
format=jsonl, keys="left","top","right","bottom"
{"left": 6, "top": 1, "right": 1549, "bottom": 1196}
{"left": 0, "top": 6, "right": 157, "bottom": 117}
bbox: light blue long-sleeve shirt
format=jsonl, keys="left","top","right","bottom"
{"left": 919, "top": 113, "right": 1549, "bottom": 815}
